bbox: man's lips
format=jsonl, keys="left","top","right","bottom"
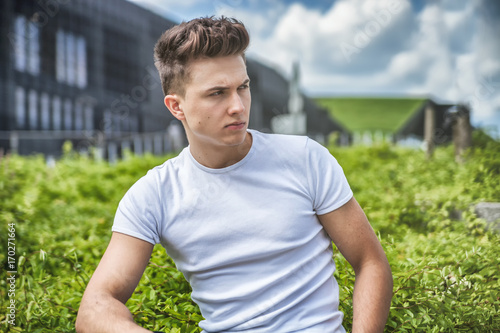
{"left": 225, "top": 121, "right": 246, "bottom": 128}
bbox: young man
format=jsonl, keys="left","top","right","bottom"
{"left": 76, "top": 17, "right": 393, "bottom": 333}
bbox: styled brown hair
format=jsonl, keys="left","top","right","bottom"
{"left": 154, "top": 16, "right": 250, "bottom": 96}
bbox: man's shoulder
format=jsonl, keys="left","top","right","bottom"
{"left": 250, "top": 129, "right": 310, "bottom": 151}
{"left": 131, "top": 148, "right": 189, "bottom": 188}
{"left": 150, "top": 149, "right": 185, "bottom": 173}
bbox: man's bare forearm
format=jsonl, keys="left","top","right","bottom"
{"left": 351, "top": 261, "right": 393, "bottom": 333}
{"left": 76, "top": 292, "right": 151, "bottom": 333}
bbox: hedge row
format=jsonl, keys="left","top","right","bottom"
{"left": 1, "top": 136, "right": 499, "bottom": 332}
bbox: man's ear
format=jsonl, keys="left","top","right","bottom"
{"left": 164, "top": 95, "right": 185, "bottom": 120}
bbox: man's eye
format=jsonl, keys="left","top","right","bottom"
{"left": 239, "top": 84, "right": 249, "bottom": 90}
{"left": 210, "top": 91, "right": 223, "bottom": 96}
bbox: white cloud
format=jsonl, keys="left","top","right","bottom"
{"left": 384, "top": 3, "right": 457, "bottom": 97}
{"left": 214, "top": 0, "right": 287, "bottom": 39}
{"left": 242, "top": 0, "right": 415, "bottom": 85}
{"left": 235, "top": 0, "right": 499, "bottom": 130}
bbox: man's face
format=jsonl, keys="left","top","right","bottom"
{"left": 175, "top": 55, "right": 251, "bottom": 150}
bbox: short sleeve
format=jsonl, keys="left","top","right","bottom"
{"left": 111, "top": 170, "right": 162, "bottom": 245}
{"left": 306, "top": 138, "right": 353, "bottom": 215}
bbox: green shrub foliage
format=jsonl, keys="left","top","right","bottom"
{"left": 1, "top": 139, "right": 499, "bottom": 332}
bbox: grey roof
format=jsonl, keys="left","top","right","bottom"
{"left": 394, "top": 99, "right": 455, "bottom": 144}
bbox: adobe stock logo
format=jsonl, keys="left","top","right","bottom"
{"left": 28, "top": 0, "right": 70, "bottom": 25}
{"left": 340, "top": 0, "right": 407, "bottom": 63}
{"left": 7, "top": 0, "right": 69, "bottom": 50}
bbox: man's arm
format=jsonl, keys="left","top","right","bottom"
{"left": 76, "top": 232, "right": 154, "bottom": 333}
{"left": 318, "top": 197, "right": 393, "bottom": 333}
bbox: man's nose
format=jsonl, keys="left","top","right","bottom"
{"left": 228, "top": 92, "right": 245, "bottom": 114}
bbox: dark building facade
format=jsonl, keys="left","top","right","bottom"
{"left": 1, "top": 0, "right": 178, "bottom": 159}
{"left": 0, "top": 0, "right": 348, "bottom": 159}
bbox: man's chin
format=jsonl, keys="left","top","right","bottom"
{"left": 225, "top": 130, "right": 251, "bottom": 148}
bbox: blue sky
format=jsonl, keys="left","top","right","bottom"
{"left": 126, "top": 0, "right": 500, "bottom": 136}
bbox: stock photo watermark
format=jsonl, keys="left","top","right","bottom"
{"left": 6, "top": 222, "right": 17, "bottom": 326}
{"left": 453, "top": 59, "right": 500, "bottom": 136}
{"left": 340, "top": 0, "right": 407, "bottom": 63}
{"left": 462, "top": 75, "right": 499, "bottom": 112}
{"left": 108, "top": 66, "right": 161, "bottom": 121}
{"left": 7, "top": 0, "right": 69, "bottom": 50}
{"left": 73, "top": 65, "right": 161, "bottom": 155}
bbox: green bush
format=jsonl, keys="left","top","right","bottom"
{"left": 1, "top": 138, "right": 499, "bottom": 332}
{"left": 332, "top": 140, "right": 500, "bottom": 332}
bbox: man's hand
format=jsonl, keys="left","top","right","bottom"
{"left": 76, "top": 232, "right": 154, "bottom": 333}
{"left": 318, "top": 197, "right": 393, "bottom": 333}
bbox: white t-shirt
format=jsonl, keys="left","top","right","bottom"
{"left": 112, "top": 129, "right": 353, "bottom": 332}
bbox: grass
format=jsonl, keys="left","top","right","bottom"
{"left": 315, "top": 97, "right": 425, "bottom": 133}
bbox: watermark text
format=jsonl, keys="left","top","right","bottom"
{"left": 6, "top": 223, "right": 17, "bottom": 326}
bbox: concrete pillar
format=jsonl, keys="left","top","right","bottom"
{"left": 353, "top": 132, "right": 362, "bottom": 145}
{"left": 144, "top": 135, "right": 153, "bottom": 154}
{"left": 107, "top": 142, "right": 117, "bottom": 164}
{"left": 163, "top": 133, "right": 171, "bottom": 153}
{"left": 340, "top": 132, "right": 349, "bottom": 146}
{"left": 133, "top": 135, "right": 142, "bottom": 156}
{"left": 154, "top": 133, "right": 162, "bottom": 155}
{"left": 94, "top": 131, "right": 105, "bottom": 162}
{"left": 10, "top": 131, "right": 19, "bottom": 154}
{"left": 453, "top": 106, "right": 472, "bottom": 163}
{"left": 424, "top": 103, "right": 435, "bottom": 159}
{"left": 121, "top": 140, "right": 131, "bottom": 158}
{"left": 362, "top": 131, "right": 372, "bottom": 146}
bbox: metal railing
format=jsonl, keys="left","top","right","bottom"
{"left": 0, "top": 130, "right": 186, "bottom": 162}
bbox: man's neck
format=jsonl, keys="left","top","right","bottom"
{"left": 189, "top": 132, "right": 253, "bottom": 169}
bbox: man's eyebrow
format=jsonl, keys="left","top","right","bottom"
{"left": 205, "top": 79, "right": 250, "bottom": 92}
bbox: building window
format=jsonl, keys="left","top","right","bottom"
{"left": 84, "top": 105, "right": 93, "bottom": 131}
{"left": 64, "top": 99, "right": 72, "bottom": 130}
{"left": 41, "top": 93, "right": 50, "bottom": 130}
{"left": 15, "top": 86, "right": 26, "bottom": 129}
{"left": 56, "top": 30, "right": 87, "bottom": 88}
{"left": 74, "top": 100, "right": 83, "bottom": 131}
{"left": 52, "top": 96, "right": 62, "bottom": 130}
{"left": 28, "top": 90, "right": 38, "bottom": 129}
{"left": 65, "top": 33, "right": 76, "bottom": 86}
{"left": 76, "top": 37, "right": 87, "bottom": 88}
{"left": 56, "top": 30, "right": 66, "bottom": 82}
{"left": 28, "top": 23, "right": 40, "bottom": 75}
{"left": 13, "top": 15, "right": 40, "bottom": 75}
{"left": 14, "top": 17, "right": 26, "bottom": 72}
